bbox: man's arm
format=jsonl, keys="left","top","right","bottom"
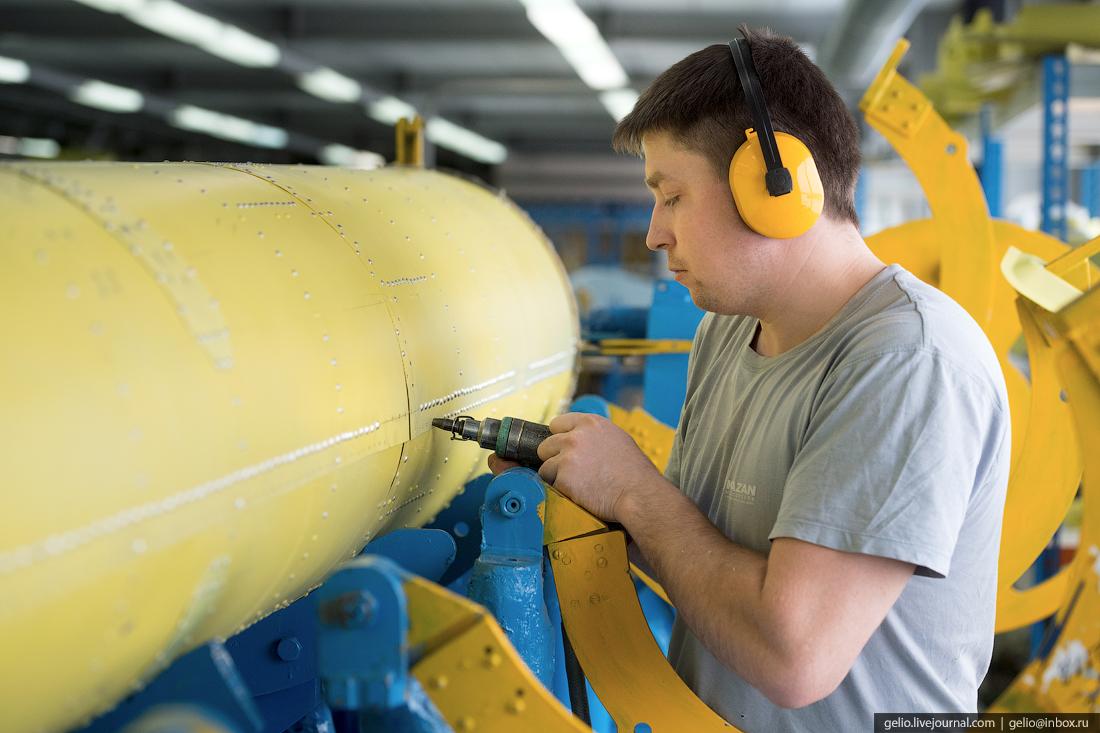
{"left": 619, "top": 474, "right": 913, "bottom": 708}
{"left": 533, "top": 413, "right": 915, "bottom": 709}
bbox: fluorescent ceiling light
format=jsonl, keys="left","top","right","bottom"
{"left": 521, "top": 0, "right": 628, "bottom": 91}
{"left": 71, "top": 80, "right": 144, "bottom": 112}
{"left": 368, "top": 96, "right": 418, "bottom": 125}
{"left": 212, "top": 25, "right": 281, "bottom": 68}
{"left": 523, "top": 0, "right": 599, "bottom": 47}
{"left": 299, "top": 67, "right": 362, "bottom": 103}
{"left": 128, "top": 0, "right": 280, "bottom": 68}
{"left": 599, "top": 88, "right": 638, "bottom": 122}
{"left": 20, "top": 137, "right": 61, "bottom": 158}
{"left": 0, "top": 135, "right": 60, "bottom": 158}
{"left": 426, "top": 117, "right": 507, "bottom": 165}
{"left": 130, "top": 1, "right": 220, "bottom": 46}
{"left": 558, "top": 42, "right": 629, "bottom": 90}
{"left": 320, "top": 144, "right": 384, "bottom": 169}
{"left": 0, "top": 55, "right": 30, "bottom": 84}
{"left": 172, "top": 105, "right": 288, "bottom": 149}
{"left": 71, "top": 0, "right": 143, "bottom": 11}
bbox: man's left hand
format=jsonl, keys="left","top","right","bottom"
{"left": 536, "top": 412, "right": 662, "bottom": 522}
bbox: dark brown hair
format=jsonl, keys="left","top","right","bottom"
{"left": 613, "top": 25, "right": 861, "bottom": 226}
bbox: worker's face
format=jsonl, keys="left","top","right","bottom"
{"left": 642, "top": 131, "right": 771, "bottom": 315}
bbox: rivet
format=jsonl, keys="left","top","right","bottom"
{"left": 275, "top": 636, "right": 302, "bottom": 661}
{"left": 506, "top": 699, "right": 526, "bottom": 714}
{"left": 430, "top": 674, "right": 448, "bottom": 690}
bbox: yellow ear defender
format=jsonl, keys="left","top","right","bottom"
{"left": 728, "top": 36, "right": 825, "bottom": 239}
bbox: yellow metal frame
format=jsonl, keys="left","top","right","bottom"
{"left": 861, "top": 39, "right": 996, "bottom": 325}
{"left": 607, "top": 403, "right": 677, "bottom": 477}
{"left": 991, "top": 247, "right": 1100, "bottom": 713}
{"left": 861, "top": 42, "right": 1089, "bottom": 631}
{"left": 395, "top": 116, "right": 425, "bottom": 168}
{"left": 589, "top": 338, "right": 693, "bottom": 356}
{"left": 919, "top": 5, "right": 1100, "bottom": 118}
{"left": 542, "top": 489, "right": 737, "bottom": 731}
{"left": 404, "top": 576, "right": 590, "bottom": 732}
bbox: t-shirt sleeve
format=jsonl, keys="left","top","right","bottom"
{"left": 768, "top": 348, "right": 1003, "bottom": 578}
{"left": 665, "top": 426, "right": 684, "bottom": 487}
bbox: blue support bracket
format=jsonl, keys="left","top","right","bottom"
{"left": 424, "top": 473, "right": 493, "bottom": 589}
{"left": 364, "top": 528, "right": 457, "bottom": 583}
{"left": 1032, "top": 54, "right": 1070, "bottom": 658}
{"left": 466, "top": 469, "right": 554, "bottom": 687}
{"left": 643, "top": 279, "right": 705, "bottom": 427}
{"left": 1082, "top": 161, "right": 1100, "bottom": 219}
{"left": 79, "top": 642, "right": 262, "bottom": 733}
{"left": 519, "top": 202, "right": 652, "bottom": 266}
{"left": 315, "top": 556, "right": 408, "bottom": 712}
{"left": 224, "top": 594, "right": 323, "bottom": 733}
{"left": 1040, "top": 54, "right": 1070, "bottom": 241}
{"left": 314, "top": 556, "right": 450, "bottom": 733}
{"left": 980, "top": 104, "right": 1004, "bottom": 219}
{"left": 569, "top": 393, "right": 612, "bottom": 419}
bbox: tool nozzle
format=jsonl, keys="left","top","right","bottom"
{"left": 432, "top": 415, "right": 480, "bottom": 442}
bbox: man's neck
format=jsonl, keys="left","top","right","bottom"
{"left": 752, "top": 222, "right": 885, "bottom": 358}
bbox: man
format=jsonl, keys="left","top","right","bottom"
{"left": 490, "top": 26, "right": 1010, "bottom": 731}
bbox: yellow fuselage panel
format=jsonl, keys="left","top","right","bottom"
{"left": 0, "top": 161, "right": 578, "bottom": 733}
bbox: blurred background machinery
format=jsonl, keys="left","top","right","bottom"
{"left": 2, "top": 1, "right": 1100, "bottom": 731}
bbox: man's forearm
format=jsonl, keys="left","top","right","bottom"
{"left": 619, "top": 474, "right": 800, "bottom": 701}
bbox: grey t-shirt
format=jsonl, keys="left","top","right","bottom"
{"left": 664, "top": 264, "right": 1010, "bottom": 731}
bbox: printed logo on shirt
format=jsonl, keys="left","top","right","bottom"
{"left": 725, "top": 478, "right": 758, "bottom": 505}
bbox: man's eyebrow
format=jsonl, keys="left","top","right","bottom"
{"left": 645, "top": 171, "right": 665, "bottom": 190}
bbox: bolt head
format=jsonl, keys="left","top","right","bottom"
{"left": 275, "top": 636, "right": 302, "bottom": 661}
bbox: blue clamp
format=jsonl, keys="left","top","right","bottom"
{"left": 364, "top": 528, "right": 457, "bottom": 583}
{"left": 466, "top": 469, "right": 554, "bottom": 686}
{"left": 570, "top": 394, "right": 612, "bottom": 419}
{"left": 314, "top": 556, "right": 451, "bottom": 733}
{"left": 77, "top": 642, "right": 262, "bottom": 733}
{"left": 315, "top": 556, "right": 409, "bottom": 712}
{"left": 480, "top": 468, "right": 546, "bottom": 563}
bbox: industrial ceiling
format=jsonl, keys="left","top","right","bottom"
{"left": 0, "top": 0, "right": 962, "bottom": 199}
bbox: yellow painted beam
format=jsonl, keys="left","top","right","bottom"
{"left": 403, "top": 576, "right": 590, "bottom": 733}
{"left": 549, "top": 530, "right": 737, "bottom": 731}
{"left": 992, "top": 261, "right": 1100, "bottom": 713}
{"left": 0, "top": 161, "right": 578, "bottom": 733}
{"left": 862, "top": 42, "right": 1087, "bottom": 631}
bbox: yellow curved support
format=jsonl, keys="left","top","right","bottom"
{"left": 403, "top": 577, "right": 590, "bottom": 733}
{"left": 607, "top": 404, "right": 676, "bottom": 474}
{"left": 860, "top": 39, "right": 996, "bottom": 324}
{"left": 858, "top": 49, "right": 1084, "bottom": 627}
{"left": 866, "top": 219, "right": 1084, "bottom": 630}
{"left": 549, "top": 530, "right": 736, "bottom": 731}
{"left": 0, "top": 161, "right": 578, "bottom": 733}
{"left": 992, "top": 256, "right": 1100, "bottom": 713}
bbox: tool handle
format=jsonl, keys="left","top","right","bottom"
{"left": 498, "top": 417, "right": 552, "bottom": 469}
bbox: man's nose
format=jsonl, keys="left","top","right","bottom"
{"left": 645, "top": 206, "right": 672, "bottom": 252}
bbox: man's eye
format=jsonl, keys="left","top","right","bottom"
{"left": 663, "top": 196, "right": 680, "bottom": 208}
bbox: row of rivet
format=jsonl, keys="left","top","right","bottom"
{"left": 418, "top": 371, "right": 517, "bottom": 412}
{"left": 0, "top": 419, "right": 391, "bottom": 574}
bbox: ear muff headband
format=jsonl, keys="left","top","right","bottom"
{"left": 728, "top": 37, "right": 792, "bottom": 197}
